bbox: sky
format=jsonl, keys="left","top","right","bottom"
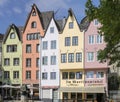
{"left": 0, "top": 0, "right": 99, "bottom": 34}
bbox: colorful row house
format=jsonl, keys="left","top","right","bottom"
{"left": 59, "top": 9, "right": 85, "bottom": 101}
{"left": 2, "top": 24, "right": 23, "bottom": 96}
{"left": 0, "top": 4, "right": 109, "bottom": 102}
{"left": 22, "top": 4, "right": 53, "bottom": 96}
{"left": 81, "top": 17, "right": 108, "bottom": 101}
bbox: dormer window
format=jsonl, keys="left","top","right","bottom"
{"left": 69, "top": 22, "right": 73, "bottom": 29}
{"left": 31, "top": 21, "right": 37, "bottom": 28}
{"left": 10, "top": 33, "right": 15, "bottom": 39}
{"left": 94, "top": 19, "right": 99, "bottom": 25}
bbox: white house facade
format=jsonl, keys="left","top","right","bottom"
{"left": 40, "top": 17, "right": 60, "bottom": 102}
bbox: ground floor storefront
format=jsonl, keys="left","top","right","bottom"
{"left": 60, "top": 86, "right": 106, "bottom": 102}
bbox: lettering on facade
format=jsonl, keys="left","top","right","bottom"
{"left": 66, "top": 80, "right": 103, "bottom": 86}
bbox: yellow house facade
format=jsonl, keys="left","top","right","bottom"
{"left": 59, "top": 9, "right": 84, "bottom": 101}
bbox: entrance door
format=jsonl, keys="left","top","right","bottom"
{"left": 97, "top": 93, "right": 103, "bottom": 102}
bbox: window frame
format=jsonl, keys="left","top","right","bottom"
{"left": 72, "top": 36, "right": 78, "bottom": 46}
{"left": 65, "top": 37, "right": 71, "bottom": 46}
{"left": 50, "top": 72, "right": 56, "bottom": 80}
{"left": 68, "top": 53, "right": 74, "bottom": 63}
{"left": 69, "top": 22, "right": 74, "bottom": 29}
{"left": 31, "top": 21, "right": 37, "bottom": 28}
{"left": 76, "top": 53, "right": 82, "bottom": 62}
{"left": 61, "top": 53, "right": 67, "bottom": 63}
{"left": 26, "top": 71, "right": 31, "bottom": 79}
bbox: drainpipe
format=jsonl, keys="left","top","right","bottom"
{"left": 39, "top": 36, "right": 42, "bottom": 100}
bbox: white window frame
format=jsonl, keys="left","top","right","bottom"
{"left": 88, "top": 35, "right": 94, "bottom": 44}
{"left": 87, "top": 52, "right": 94, "bottom": 62}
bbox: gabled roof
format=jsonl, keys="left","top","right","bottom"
{"left": 0, "top": 34, "right": 4, "bottom": 42}
{"left": 3, "top": 24, "right": 23, "bottom": 43}
{"left": 79, "top": 16, "right": 90, "bottom": 31}
{"left": 61, "top": 8, "right": 81, "bottom": 33}
{"left": 23, "top": 4, "right": 54, "bottom": 34}
{"left": 55, "top": 18, "right": 66, "bottom": 32}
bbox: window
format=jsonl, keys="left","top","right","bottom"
{"left": 76, "top": 53, "right": 82, "bottom": 62}
{"left": 69, "top": 22, "right": 73, "bottom": 29}
{"left": 51, "top": 40, "right": 56, "bottom": 49}
{"left": 7, "top": 45, "right": 17, "bottom": 52}
{"left": 62, "top": 72, "right": 68, "bottom": 79}
{"left": 76, "top": 72, "right": 82, "bottom": 79}
{"left": 72, "top": 36, "right": 78, "bottom": 46}
{"left": 10, "top": 33, "right": 15, "bottom": 39}
{"left": 50, "top": 72, "right": 56, "bottom": 79}
{"left": 31, "top": 21, "right": 37, "bottom": 28}
{"left": 88, "top": 35, "right": 94, "bottom": 44}
{"left": 36, "top": 44, "right": 40, "bottom": 52}
{"left": 32, "top": 10, "right": 36, "bottom": 16}
{"left": 61, "top": 54, "right": 67, "bottom": 63}
{"left": 51, "top": 56, "right": 56, "bottom": 65}
{"left": 87, "top": 94, "right": 94, "bottom": 99}
{"left": 87, "top": 52, "right": 94, "bottom": 62}
{"left": 65, "top": 37, "right": 70, "bottom": 46}
{"left": 13, "top": 71, "right": 19, "bottom": 79}
{"left": 94, "top": 19, "right": 99, "bottom": 25}
{"left": 69, "top": 72, "right": 75, "bottom": 79}
{"left": 42, "top": 56, "right": 48, "bottom": 65}
{"left": 50, "top": 27, "right": 54, "bottom": 33}
{"left": 26, "top": 71, "right": 31, "bottom": 79}
{"left": 71, "top": 93, "right": 76, "bottom": 99}
{"left": 42, "top": 72, "right": 47, "bottom": 80}
{"left": 13, "top": 58, "right": 19, "bottom": 66}
{"left": 42, "top": 41, "right": 48, "bottom": 50}
{"left": 36, "top": 58, "right": 40, "bottom": 67}
{"left": 68, "top": 53, "right": 74, "bottom": 62}
{"left": 26, "top": 44, "right": 31, "bottom": 53}
{"left": 27, "top": 33, "right": 40, "bottom": 40}
{"left": 86, "top": 71, "right": 94, "bottom": 78}
{"left": 36, "top": 70, "right": 39, "bottom": 79}
{"left": 26, "top": 58, "right": 31, "bottom": 67}
{"left": 4, "top": 71, "right": 9, "bottom": 79}
{"left": 27, "top": 34, "right": 31, "bottom": 40}
{"left": 63, "top": 93, "right": 68, "bottom": 99}
{"left": 4, "top": 58, "right": 10, "bottom": 66}
{"left": 96, "top": 72, "right": 104, "bottom": 78}
{"left": 96, "top": 34, "right": 103, "bottom": 44}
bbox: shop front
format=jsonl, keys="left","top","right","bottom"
{"left": 60, "top": 86, "right": 105, "bottom": 102}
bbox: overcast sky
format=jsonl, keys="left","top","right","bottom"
{"left": 0, "top": 0, "right": 99, "bottom": 34}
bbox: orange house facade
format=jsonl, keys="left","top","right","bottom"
{"left": 22, "top": 4, "right": 44, "bottom": 95}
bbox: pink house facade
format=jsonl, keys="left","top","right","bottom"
{"left": 80, "top": 17, "right": 109, "bottom": 101}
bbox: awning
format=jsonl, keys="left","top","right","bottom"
{"left": 60, "top": 86, "right": 105, "bottom": 93}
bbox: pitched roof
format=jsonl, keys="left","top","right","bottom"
{"left": 23, "top": 4, "right": 54, "bottom": 34}
{"left": 55, "top": 18, "right": 66, "bottom": 32}
{"left": 3, "top": 24, "right": 23, "bottom": 43}
{"left": 79, "top": 16, "right": 90, "bottom": 31}
{"left": 0, "top": 34, "right": 4, "bottom": 43}
{"left": 40, "top": 11, "right": 54, "bottom": 30}
{"left": 60, "top": 8, "right": 81, "bottom": 33}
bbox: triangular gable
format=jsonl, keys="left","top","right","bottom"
{"left": 61, "top": 8, "right": 81, "bottom": 34}
{"left": 23, "top": 4, "right": 44, "bottom": 33}
{"left": 3, "top": 24, "right": 22, "bottom": 43}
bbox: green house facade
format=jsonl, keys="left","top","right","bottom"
{"left": 2, "top": 24, "right": 23, "bottom": 86}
